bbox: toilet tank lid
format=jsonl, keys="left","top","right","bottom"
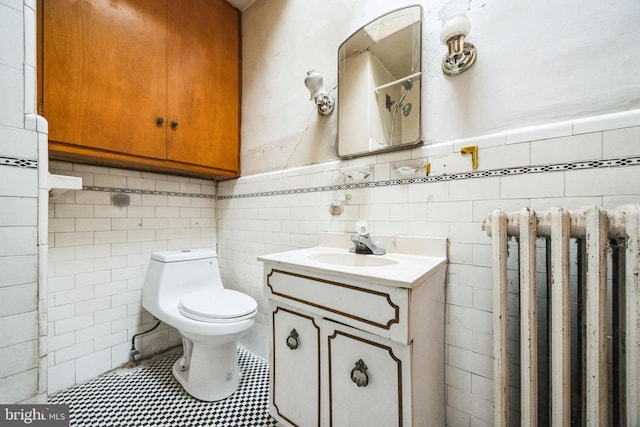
{"left": 150, "top": 248, "right": 217, "bottom": 263}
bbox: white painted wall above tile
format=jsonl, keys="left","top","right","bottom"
{"left": 240, "top": 0, "right": 640, "bottom": 175}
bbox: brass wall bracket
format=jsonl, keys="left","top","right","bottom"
{"left": 460, "top": 145, "right": 478, "bottom": 170}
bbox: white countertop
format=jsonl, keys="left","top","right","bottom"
{"left": 258, "top": 233, "right": 448, "bottom": 288}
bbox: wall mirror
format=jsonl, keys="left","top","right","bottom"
{"left": 338, "top": 6, "right": 423, "bottom": 159}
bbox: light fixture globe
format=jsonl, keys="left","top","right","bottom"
{"left": 304, "top": 70, "right": 335, "bottom": 116}
{"left": 304, "top": 70, "right": 324, "bottom": 100}
{"left": 439, "top": 0, "right": 477, "bottom": 76}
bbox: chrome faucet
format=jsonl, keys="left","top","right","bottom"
{"left": 350, "top": 220, "right": 386, "bottom": 255}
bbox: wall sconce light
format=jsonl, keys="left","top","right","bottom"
{"left": 439, "top": 0, "right": 477, "bottom": 76}
{"left": 304, "top": 70, "right": 335, "bottom": 116}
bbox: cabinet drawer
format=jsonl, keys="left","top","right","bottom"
{"left": 266, "top": 269, "right": 410, "bottom": 343}
{"left": 271, "top": 305, "right": 321, "bottom": 427}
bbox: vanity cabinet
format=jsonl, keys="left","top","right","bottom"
{"left": 261, "top": 241, "right": 447, "bottom": 427}
{"left": 39, "top": 0, "right": 240, "bottom": 179}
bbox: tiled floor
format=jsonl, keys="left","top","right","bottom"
{"left": 49, "top": 347, "right": 278, "bottom": 427}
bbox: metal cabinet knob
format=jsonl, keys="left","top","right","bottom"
{"left": 350, "top": 359, "right": 369, "bottom": 387}
{"left": 286, "top": 329, "right": 299, "bottom": 350}
{"left": 171, "top": 120, "right": 179, "bottom": 129}
{"left": 156, "top": 117, "right": 164, "bottom": 125}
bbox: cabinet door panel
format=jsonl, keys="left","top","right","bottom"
{"left": 324, "top": 320, "right": 411, "bottom": 427}
{"left": 272, "top": 306, "right": 321, "bottom": 427}
{"left": 44, "top": 0, "right": 167, "bottom": 159}
{"left": 166, "top": 0, "right": 240, "bottom": 172}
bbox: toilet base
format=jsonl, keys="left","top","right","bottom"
{"left": 172, "top": 340, "right": 240, "bottom": 401}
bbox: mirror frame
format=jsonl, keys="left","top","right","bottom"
{"left": 337, "top": 5, "right": 423, "bottom": 159}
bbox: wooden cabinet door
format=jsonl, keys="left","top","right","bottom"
{"left": 43, "top": 0, "right": 167, "bottom": 159}
{"left": 271, "top": 305, "right": 321, "bottom": 427}
{"left": 166, "top": 0, "right": 240, "bottom": 173}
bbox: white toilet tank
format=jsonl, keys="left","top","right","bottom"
{"left": 142, "top": 248, "right": 224, "bottom": 314}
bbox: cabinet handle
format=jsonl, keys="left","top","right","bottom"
{"left": 171, "top": 120, "right": 179, "bottom": 129}
{"left": 350, "top": 359, "right": 369, "bottom": 387}
{"left": 156, "top": 117, "right": 164, "bottom": 125}
{"left": 286, "top": 329, "right": 299, "bottom": 350}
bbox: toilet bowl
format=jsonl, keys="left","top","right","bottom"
{"left": 142, "top": 249, "right": 257, "bottom": 401}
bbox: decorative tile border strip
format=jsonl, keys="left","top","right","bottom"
{"left": 218, "top": 155, "right": 640, "bottom": 200}
{"left": 82, "top": 186, "right": 216, "bottom": 199}
{"left": 1, "top": 156, "right": 38, "bottom": 169}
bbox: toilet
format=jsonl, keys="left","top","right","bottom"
{"left": 142, "top": 248, "right": 257, "bottom": 401}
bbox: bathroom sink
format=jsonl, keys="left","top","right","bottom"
{"left": 258, "top": 232, "right": 448, "bottom": 288}
{"left": 307, "top": 252, "right": 398, "bottom": 267}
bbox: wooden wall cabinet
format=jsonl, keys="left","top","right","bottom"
{"left": 40, "top": 0, "right": 240, "bottom": 179}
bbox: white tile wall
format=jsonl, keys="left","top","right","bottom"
{"left": 530, "top": 132, "right": 602, "bottom": 164}
{"left": 218, "top": 110, "right": 640, "bottom": 426}
{"left": 0, "top": 0, "right": 44, "bottom": 404}
{"left": 47, "top": 161, "right": 217, "bottom": 393}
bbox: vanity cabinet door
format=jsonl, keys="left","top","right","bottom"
{"left": 271, "top": 305, "right": 321, "bottom": 427}
{"left": 323, "top": 319, "right": 411, "bottom": 427}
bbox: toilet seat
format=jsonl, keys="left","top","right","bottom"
{"left": 178, "top": 289, "right": 257, "bottom": 323}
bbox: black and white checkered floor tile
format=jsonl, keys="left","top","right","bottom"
{"left": 49, "top": 347, "right": 278, "bottom": 427}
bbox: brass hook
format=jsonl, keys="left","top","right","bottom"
{"left": 460, "top": 145, "right": 478, "bottom": 170}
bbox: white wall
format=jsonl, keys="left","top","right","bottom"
{"left": 0, "top": 0, "right": 47, "bottom": 403}
{"left": 223, "top": 108, "right": 640, "bottom": 427}
{"left": 47, "top": 162, "right": 217, "bottom": 393}
{"left": 226, "top": 0, "right": 640, "bottom": 425}
{"left": 240, "top": 0, "right": 640, "bottom": 175}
